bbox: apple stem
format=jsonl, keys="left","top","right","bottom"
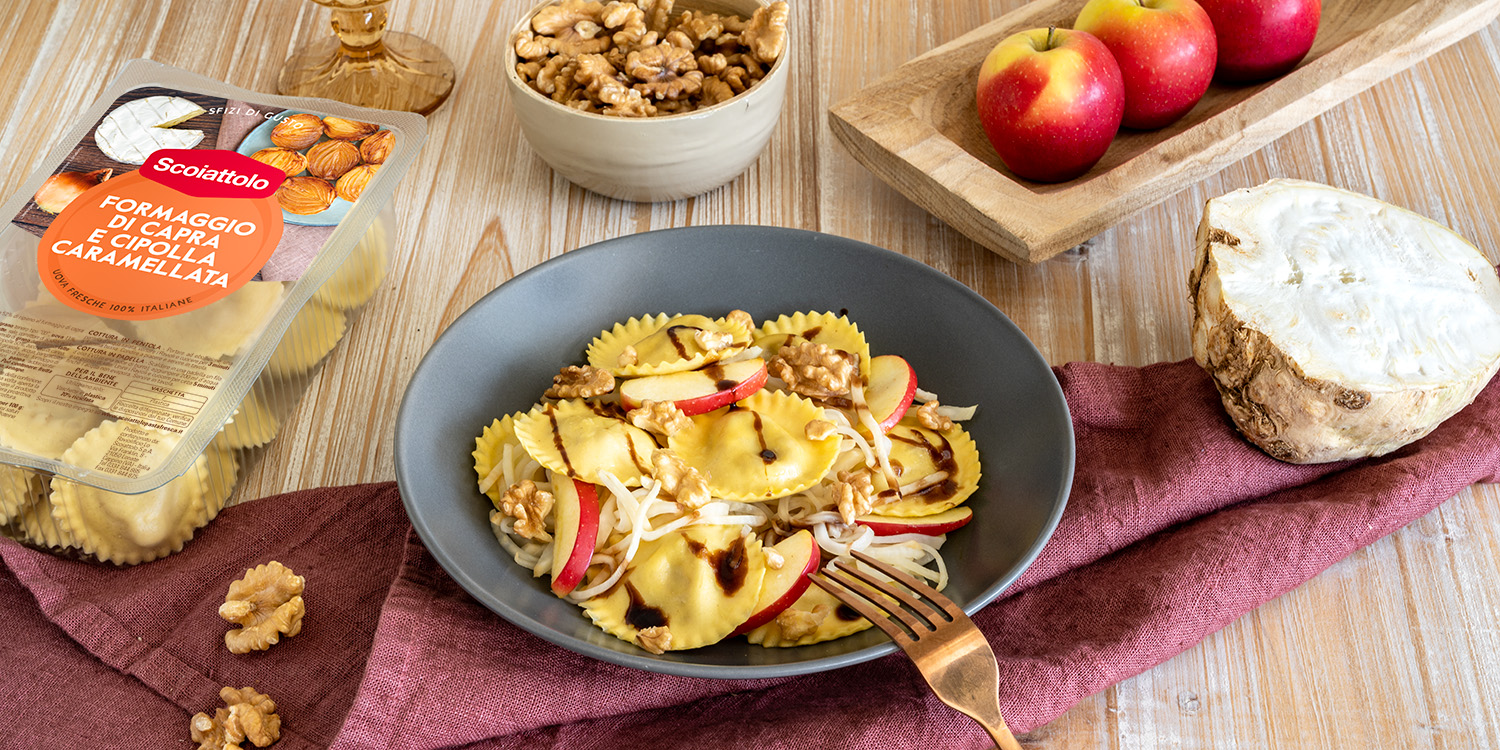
{"left": 1045, "top": 25, "right": 1056, "bottom": 51}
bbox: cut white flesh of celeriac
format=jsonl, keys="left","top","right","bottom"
{"left": 1189, "top": 178, "right": 1500, "bottom": 464}
{"left": 95, "top": 96, "right": 207, "bottom": 165}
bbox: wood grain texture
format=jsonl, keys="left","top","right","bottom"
{"left": 829, "top": 0, "right": 1500, "bottom": 263}
{"left": 3, "top": 1, "right": 1500, "bottom": 747}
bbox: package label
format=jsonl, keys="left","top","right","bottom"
{"left": 38, "top": 150, "right": 284, "bottom": 320}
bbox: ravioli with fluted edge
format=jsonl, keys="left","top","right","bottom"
{"left": 584, "top": 525, "right": 766, "bottom": 652}
{"left": 587, "top": 313, "right": 752, "bottom": 377}
{"left": 514, "top": 400, "right": 657, "bottom": 486}
{"left": 50, "top": 421, "right": 239, "bottom": 565}
{"left": 745, "top": 585, "right": 872, "bottom": 647}
{"left": 866, "top": 416, "right": 982, "bottom": 517}
{"left": 472, "top": 413, "right": 527, "bottom": 506}
{"left": 473, "top": 310, "right": 982, "bottom": 653}
{"left": 669, "top": 390, "right": 840, "bottom": 501}
{"left": 756, "top": 311, "right": 871, "bottom": 378}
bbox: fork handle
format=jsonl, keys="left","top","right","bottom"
{"left": 978, "top": 718, "right": 1024, "bottom": 750}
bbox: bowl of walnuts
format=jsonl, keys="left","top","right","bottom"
{"left": 505, "top": 0, "right": 790, "bottom": 202}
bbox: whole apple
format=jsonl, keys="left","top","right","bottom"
{"left": 975, "top": 27, "right": 1124, "bottom": 183}
{"left": 1198, "top": 0, "right": 1320, "bottom": 82}
{"left": 1074, "top": 0, "right": 1217, "bottom": 130}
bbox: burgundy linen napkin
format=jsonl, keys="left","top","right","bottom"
{"left": 3, "top": 359, "right": 1498, "bottom": 748}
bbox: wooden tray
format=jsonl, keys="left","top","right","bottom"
{"left": 829, "top": 0, "right": 1500, "bottom": 264}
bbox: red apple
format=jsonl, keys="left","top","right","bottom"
{"left": 1074, "top": 0, "right": 1217, "bottom": 130}
{"left": 1197, "top": 0, "right": 1319, "bottom": 82}
{"left": 618, "top": 358, "right": 768, "bottom": 416}
{"left": 730, "top": 530, "right": 820, "bottom": 636}
{"left": 855, "top": 507, "right": 974, "bottom": 536}
{"left": 975, "top": 26, "right": 1124, "bottom": 183}
{"left": 865, "top": 354, "right": 918, "bottom": 433}
{"left": 550, "top": 475, "right": 601, "bottom": 596}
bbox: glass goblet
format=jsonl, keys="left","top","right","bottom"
{"left": 277, "top": 0, "right": 455, "bottom": 115}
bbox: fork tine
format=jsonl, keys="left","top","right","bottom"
{"left": 829, "top": 555, "right": 946, "bottom": 629}
{"left": 808, "top": 573, "right": 913, "bottom": 645}
{"left": 821, "top": 564, "right": 933, "bottom": 637}
{"left": 850, "top": 548, "right": 964, "bottom": 620}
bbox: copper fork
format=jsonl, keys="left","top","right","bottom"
{"left": 810, "top": 549, "right": 1024, "bottom": 750}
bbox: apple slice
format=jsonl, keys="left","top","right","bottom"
{"left": 865, "top": 354, "right": 918, "bottom": 433}
{"left": 619, "top": 358, "right": 768, "bottom": 416}
{"left": 855, "top": 506, "right": 973, "bottom": 536}
{"left": 730, "top": 529, "right": 820, "bottom": 636}
{"left": 549, "top": 474, "right": 601, "bottom": 596}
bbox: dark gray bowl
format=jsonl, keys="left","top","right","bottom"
{"left": 394, "top": 226, "right": 1073, "bottom": 678}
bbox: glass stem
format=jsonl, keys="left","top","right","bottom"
{"left": 330, "top": 6, "right": 388, "bottom": 57}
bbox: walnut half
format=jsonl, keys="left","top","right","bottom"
{"left": 628, "top": 399, "right": 691, "bottom": 436}
{"left": 219, "top": 561, "right": 306, "bottom": 655}
{"left": 651, "top": 449, "right": 710, "bottom": 509}
{"left": 775, "top": 603, "right": 830, "bottom": 641}
{"left": 500, "top": 479, "right": 554, "bottom": 541}
{"left": 636, "top": 624, "right": 672, "bottom": 653}
{"left": 546, "top": 364, "right": 615, "bottom": 398}
{"left": 832, "top": 469, "right": 874, "bottom": 525}
{"left": 769, "top": 341, "right": 857, "bottom": 399}
{"left": 916, "top": 400, "right": 954, "bottom": 432}
{"left": 190, "top": 686, "right": 281, "bottom": 750}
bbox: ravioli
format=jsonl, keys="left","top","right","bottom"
{"left": 472, "top": 413, "right": 536, "bottom": 505}
{"left": 11, "top": 493, "right": 81, "bottom": 550}
{"left": 129, "top": 281, "right": 286, "bottom": 359}
{"left": 217, "top": 386, "right": 281, "bottom": 449}
{"left": 50, "top": 421, "right": 239, "bottom": 565}
{"left": 0, "top": 464, "right": 44, "bottom": 525}
{"left": 756, "top": 311, "right": 871, "bottom": 377}
{"left": 0, "top": 395, "right": 105, "bottom": 460}
{"left": 514, "top": 400, "right": 657, "bottom": 486}
{"left": 583, "top": 525, "right": 766, "bottom": 651}
{"left": 669, "top": 390, "right": 840, "bottom": 501}
{"left": 315, "top": 220, "right": 389, "bottom": 309}
{"left": 868, "top": 417, "right": 981, "bottom": 517}
{"left": 14, "top": 296, "right": 124, "bottom": 333}
{"left": 265, "top": 300, "right": 347, "bottom": 377}
{"left": 744, "top": 585, "right": 872, "bottom": 647}
{"left": 587, "top": 313, "right": 752, "bottom": 377}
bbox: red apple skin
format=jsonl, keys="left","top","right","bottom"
{"left": 856, "top": 507, "right": 974, "bottom": 536}
{"left": 866, "top": 355, "right": 918, "bottom": 433}
{"left": 975, "top": 27, "right": 1124, "bottom": 183}
{"left": 550, "top": 479, "right": 600, "bottom": 596}
{"left": 1197, "top": 0, "right": 1319, "bottom": 82}
{"left": 619, "top": 359, "right": 768, "bottom": 417}
{"left": 1074, "top": 0, "right": 1217, "bottom": 130}
{"left": 730, "top": 530, "right": 820, "bottom": 636}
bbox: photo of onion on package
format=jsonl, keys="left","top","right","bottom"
{"left": 0, "top": 59, "right": 425, "bottom": 565}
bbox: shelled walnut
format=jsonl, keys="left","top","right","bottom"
{"left": 513, "top": 0, "right": 788, "bottom": 117}
{"left": 499, "top": 479, "right": 554, "bottom": 541}
{"left": 769, "top": 341, "right": 857, "bottom": 399}
{"left": 546, "top": 364, "right": 615, "bottom": 398}
{"left": 190, "top": 686, "right": 282, "bottom": 750}
{"left": 650, "top": 448, "right": 710, "bottom": 509}
{"left": 219, "top": 561, "right": 306, "bottom": 654}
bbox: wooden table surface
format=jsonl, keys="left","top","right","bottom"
{"left": 6, "top": 1, "right": 1500, "bottom": 747}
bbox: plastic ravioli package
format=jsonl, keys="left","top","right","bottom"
{"left": 0, "top": 60, "right": 425, "bottom": 564}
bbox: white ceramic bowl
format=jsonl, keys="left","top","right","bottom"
{"left": 503, "top": 0, "right": 789, "bottom": 202}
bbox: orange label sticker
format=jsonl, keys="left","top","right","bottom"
{"left": 38, "top": 159, "right": 283, "bottom": 321}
